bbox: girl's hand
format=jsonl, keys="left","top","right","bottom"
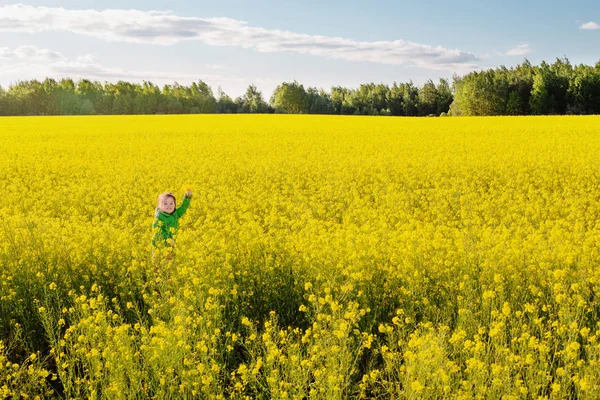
{"left": 185, "top": 190, "right": 193, "bottom": 198}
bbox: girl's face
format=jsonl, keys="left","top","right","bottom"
{"left": 160, "top": 197, "right": 176, "bottom": 214}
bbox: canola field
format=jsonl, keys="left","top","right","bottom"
{"left": 1, "top": 115, "right": 600, "bottom": 399}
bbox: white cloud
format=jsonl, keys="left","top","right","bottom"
{"left": 15, "top": 45, "right": 65, "bottom": 61}
{"left": 76, "top": 54, "right": 98, "bottom": 63}
{"left": 0, "top": 47, "right": 11, "bottom": 58}
{"left": 579, "top": 21, "right": 600, "bottom": 30}
{"left": 0, "top": 45, "right": 65, "bottom": 61}
{"left": 0, "top": 3, "right": 480, "bottom": 72}
{"left": 505, "top": 43, "right": 531, "bottom": 56}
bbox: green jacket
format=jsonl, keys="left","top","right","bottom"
{"left": 152, "top": 195, "right": 191, "bottom": 248}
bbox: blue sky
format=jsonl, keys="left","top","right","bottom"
{"left": 0, "top": 1, "right": 598, "bottom": 98}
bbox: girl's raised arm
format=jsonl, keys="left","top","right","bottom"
{"left": 173, "top": 193, "right": 192, "bottom": 219}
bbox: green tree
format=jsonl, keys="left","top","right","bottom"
{"left": 505, "top": 91, "right": 522, "bottom": 115}
{"left": 8, "top": 80, "right": 47, "bottom": 115}
{"left": 108, "top": 81, "right": 139, "bottom": 114}
{"left": 330, "top": 86, "right": 344, "bottom": 114}
{"left": 347, "top": 87, "right": 367, "bottom": 115}
{"left": 417, "top": 80, "right": 438, "bottom": 116}
{"left": 190, "top": 80, "right": 217, "bottom": 113}
{"left": 76, "top": 79, "right": 103, "bottom": 114}
{"left": 388, "top": 83, "right": 405, "bottom": 116}
{"left": 372, "top": 84, "right": 390, "bottom": 115}
{"left": 450, "top": 70, "right": 508, "bottom": 116}
{"left": 40, "top": 78, "right": 60, "bottom": 114}
{"left": 435, "top": 79, "right": 453, "bottom": 115}
{"left": 270, "top": 81, "right": 308, "bottom": 114}
{"left": 0, "top": 86, "right": 8, "bottom": 115}
{"left": 506, "top": 60, "right": 534, "bottom": 115}
{"left": 134, "top": 81, "right": 161, "bottom": 114}
{"left": 216, "top": 87, "right": 238, "bottom": 114}
{"left": 306, "top": 87, "right": 335, "bottom": 114}
{"left": 240, "top": 85, "right": 269, "bottom": 113}
{"left": 529, "top": 72, "right": 549, "bottom": 115}
{"left": 400, "top": 82, "right": 419, "bottom": 116}
{"left": 160, "top": 84, "right": 183, "bottom": 114}
{"left": 567, "top": 64, "right": 600, "bottom": 114}
{"left": 530, "top": 59, "right": 570, "bottom": 115}
{"left": 55, "top": 79, "right": 82, "bottom": 115}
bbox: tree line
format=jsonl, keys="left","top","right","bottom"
{"left": 451, "top": 58, "right": 600, "bottom": 116}
{"left": 0, "top": 77, "right": 451, "bottom": 117}
{"left": 0, "top": 57, "right": 599, "bottom": 117}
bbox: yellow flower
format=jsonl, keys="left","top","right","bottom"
{"left": 411, "top": 380, "right": 424, "bottom": 392}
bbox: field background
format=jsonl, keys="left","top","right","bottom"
{"left": 1, "top": 115, "right": 600, "bottom": 399}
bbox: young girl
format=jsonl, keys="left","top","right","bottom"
{"left": 152, "top": 190, "right": 193, "bottom": 261}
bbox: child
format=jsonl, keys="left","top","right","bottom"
{"left": 152, "top": 190, "right": 193, "bottom": 261}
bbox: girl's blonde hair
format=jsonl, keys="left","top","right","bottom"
{"left": 157, "top": 192, "right": 177, "bottom": 211}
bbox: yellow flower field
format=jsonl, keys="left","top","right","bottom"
{"left": 1, "top": 115, "right": 600, "bottom": 399}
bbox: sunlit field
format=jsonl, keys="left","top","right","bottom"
{"left": 1, "top": 115, "right": 600, "bottom": 399}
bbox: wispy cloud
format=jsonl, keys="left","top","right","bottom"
{"left": 0, "top": 3, "right": 481, "bottom": 73}
{"left": 505, "top": 43, "right": 531, "bottom": 56}
{"left": 0, "top": 45, "right": 65, "bottom": 61}
{"left": 579, "top": 21, "right": 600, "bottom": 30}
{"left": 76, "top": 54, "right": 98, "bottom": 64}
{"left": 205, "top": 64, "right": 227, "bottom": 70}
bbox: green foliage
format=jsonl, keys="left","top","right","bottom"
{"left": 417, "top": 80, "right": 438, "bottom": 116}
{"left": 436, "top": 79, "right": 453, "bottom": 116}
{"left": 239, "top": 84, "right": 270, "bottom": 113}
{"left": 271, "top": 81, "right": 309, "bottom": 114}
{"left": 505, "top": 91, "right": 522, "bottom": 115}
{"left": 216, "top": 87, "right": 238, "bottom": 114}
{"left": 567, "top": 65, "right": 600, "bottom": 114}
{"left": 0, "top": 77, "right": 454, "bottom": 117}
{"left": 449, "top": 58, "right": 600, "bottom": 116}
{"left": 330, "top": 86, "right": 348, "bottom": 114}
{"left": 0, "top": 86, "right": 9, "bottom": 116}
{"left": 530, "top": 59, "right": 570, "bottom": 115}
{"left": 451, "top": 69, "right": 509, "bottom": 116}
{"left": 2, "top": 57, "right": 599, "bottom": 117}
{"left": 306, "top": 87, "right": 336, "bottom": 114}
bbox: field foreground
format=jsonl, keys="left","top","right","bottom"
{"left": 1, "top": 115, "right": 600, "bottom": 399}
